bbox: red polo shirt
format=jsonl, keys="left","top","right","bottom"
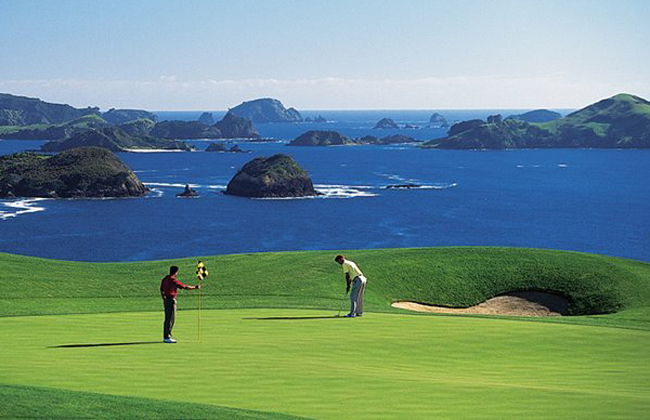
{"left": 160, "top": 275, "right": 190, "bottom": 298}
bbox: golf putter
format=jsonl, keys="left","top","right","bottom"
{"left": 336, "top": 291, "right": 347, "bottom": 317}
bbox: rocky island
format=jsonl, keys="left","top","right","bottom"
{"left": 205, "top": 143, "right": 250, "bottom": 153}
{"left": 289, "top": 130, "right": 355, "bottom": 146}
{"left": 213, "top": 111, "right": 260, "bottom": 139}
{"left": 41, "top": 127, "right": 194, "bottom": 153}
{"left": 422, "top": 94, "right": 650, "bottom": 149}
{"left": 229, "top": 98, "right": 302, "bottom": 123}
{"left": 289, "top": 131, "right": 418, "bottom": 146}
{"left": 305, "top": 115, "right": 327, "bottom": 123}
{"left": 428, "top": 113, "right": 448, "bottom": 128}
{"left": 149, "top": 112, "right": 259, "bottom": 139}
{"left": 225, "top": 154, "right": 317, "bottom": 198}
{"left": 0, "top": 147, "right": 147, "bottom": 198}
{"left": 373, "top": 118, "right": 399, "bottom": 129}
{"left": 197, "top": 112, "right": 215, "bottom": 125}
{"left": 150, "top": 121, "right": 221, "bottom": 139}
{"left": 376, "top": 134, "right": 418, "bottom": 144}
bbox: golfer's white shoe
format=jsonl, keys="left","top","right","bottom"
{"left": 344, "top": 313, "right": 356, "bottom": 318}
{"left": 163, "top": 338, "right": 177, "bottom": 343}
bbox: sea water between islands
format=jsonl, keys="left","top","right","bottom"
{"left": 0, "top": 110, "right": 649, "bottom": 262}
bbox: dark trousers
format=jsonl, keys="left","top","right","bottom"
{"left": 163, "top": 296, "right": 176, "bottom": 339}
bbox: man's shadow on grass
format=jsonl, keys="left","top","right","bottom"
{"left": 49, "top": 341, "right": 160, "bottom": 349}
{"left": 244, "top": 315, "right": 347, "bottom": 321}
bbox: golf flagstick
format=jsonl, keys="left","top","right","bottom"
{"left": 198, "top": 277, "right": 201, "bottom": 343}
{"left": 196, "top": 261, "right": 208, "bottom": 343}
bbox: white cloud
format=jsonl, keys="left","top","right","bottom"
{"left": 0, "top": 75, "right": 648, "bottom": 110}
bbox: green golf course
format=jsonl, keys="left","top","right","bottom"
{"left": 2, "top": 247, "right": 650, "bottom": 419}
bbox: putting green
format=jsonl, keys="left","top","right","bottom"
{"left": 2, "top": 308, "right": 649, "bottom": 419}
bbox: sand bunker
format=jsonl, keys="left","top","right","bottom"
{"left": 392, "top": 291, "right": 570, "bottom": 317}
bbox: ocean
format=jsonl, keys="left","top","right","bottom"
{"left": 1, "top": 109, "right": 649, "bottom": 262}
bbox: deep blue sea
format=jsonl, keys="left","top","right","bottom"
{"left": 1, "top": 109, "right": 649, "bottom": 262}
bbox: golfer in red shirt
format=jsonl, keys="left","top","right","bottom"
{"left": 160, "top": 265, "right": 200, "bottom": 343}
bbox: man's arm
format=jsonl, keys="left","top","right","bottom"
{"left": 173, "top": 278, "right": 200, "bottom": 290}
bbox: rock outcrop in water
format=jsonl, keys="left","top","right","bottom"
{"left": 176, "top": 184, "right": 199, "bottom": 197}
{"left": 0, "top": 147, "right": 148, "bottom": 198}
{"left": 225, "top": 154, "right": 316, "bottom": 198}
{"left": 229, "top": 98, "right": 303, "bottom": 123}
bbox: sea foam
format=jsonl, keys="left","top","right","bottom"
{"left": 0, "top": 198, "right": 49, "bottom": 220}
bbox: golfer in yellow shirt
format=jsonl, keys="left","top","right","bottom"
{"left": 335, "top": 255, "right": 367, "bottom": 317}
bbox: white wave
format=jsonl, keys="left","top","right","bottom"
{"left": 558, "top": 163, "right": 568, "bottom": 168}
{"left": 313, "top": 183, "right": 374, "bottom": 190}
{"left": 147, "top": 188, "right": 164, "bottom": 198}
{"left": 0, "top": 198, "right": 49, "bottom": 220}
{"left": 133, "top": 169, "right": 159, "bottom": 173}
{"left": 316, "top": 187, "right": 379, "bottom": 198}
{"left": 122, "top": 149, "right": 187, "bottom": 153}
{"left": 251, "top": 185, "right": 379, "bottom": 200}
{"left": 382, "top": 183, "right": 457, "bottom": 190}
{"left": 416, "top": 183, "right": 457, "bottom": 190}
{"left": 143, "top": 182, "right": 202, "bottom": 188}
{"left": 378, "top": 173, "right": 420, "bottom": 183}
{"left": 516, "top": 165, "right": 524, "bottom": 168}
{"left": 206, "top": 185, "right": 227, "bottom": 189}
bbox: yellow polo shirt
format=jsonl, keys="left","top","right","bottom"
{"left": 342, "top": 260, "right": 363, "bottom": 279}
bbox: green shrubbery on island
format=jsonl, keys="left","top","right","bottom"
{"left": 423, "top": 93, "right": 650, "bottom": 149}
{"left": 0, "top": 147, "right": 147, "bottom": 198}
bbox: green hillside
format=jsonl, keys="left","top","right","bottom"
{"left": 423, "top": 93, "right": 650, "bottom": 149}
{"left": 2, "top": 247, "right": 650, "bottom": 329}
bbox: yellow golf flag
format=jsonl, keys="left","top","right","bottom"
{"left": 196, "top": 261, "right": 209, "bottom": 280}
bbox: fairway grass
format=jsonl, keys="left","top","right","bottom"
{"left": 2, "top": 247, "right": 650, "bottom": 418}
{"left": 2, "top": 309, "right": 649, "bottom": 419}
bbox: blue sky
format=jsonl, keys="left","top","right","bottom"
{"left": 0, "top": 0, "right": 648, "bottom": 110}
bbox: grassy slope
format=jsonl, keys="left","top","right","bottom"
{"left": 0, "top": 384, "right": 306, "bottom": 420}
{"left": 0, "top": 123, "right": 48, "bottom": 135}
{"left": 0, "top": 114, "right": 108, "bottom": 135}
{"left": 2, "top": 247, "right": 650, "bottom": 329}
